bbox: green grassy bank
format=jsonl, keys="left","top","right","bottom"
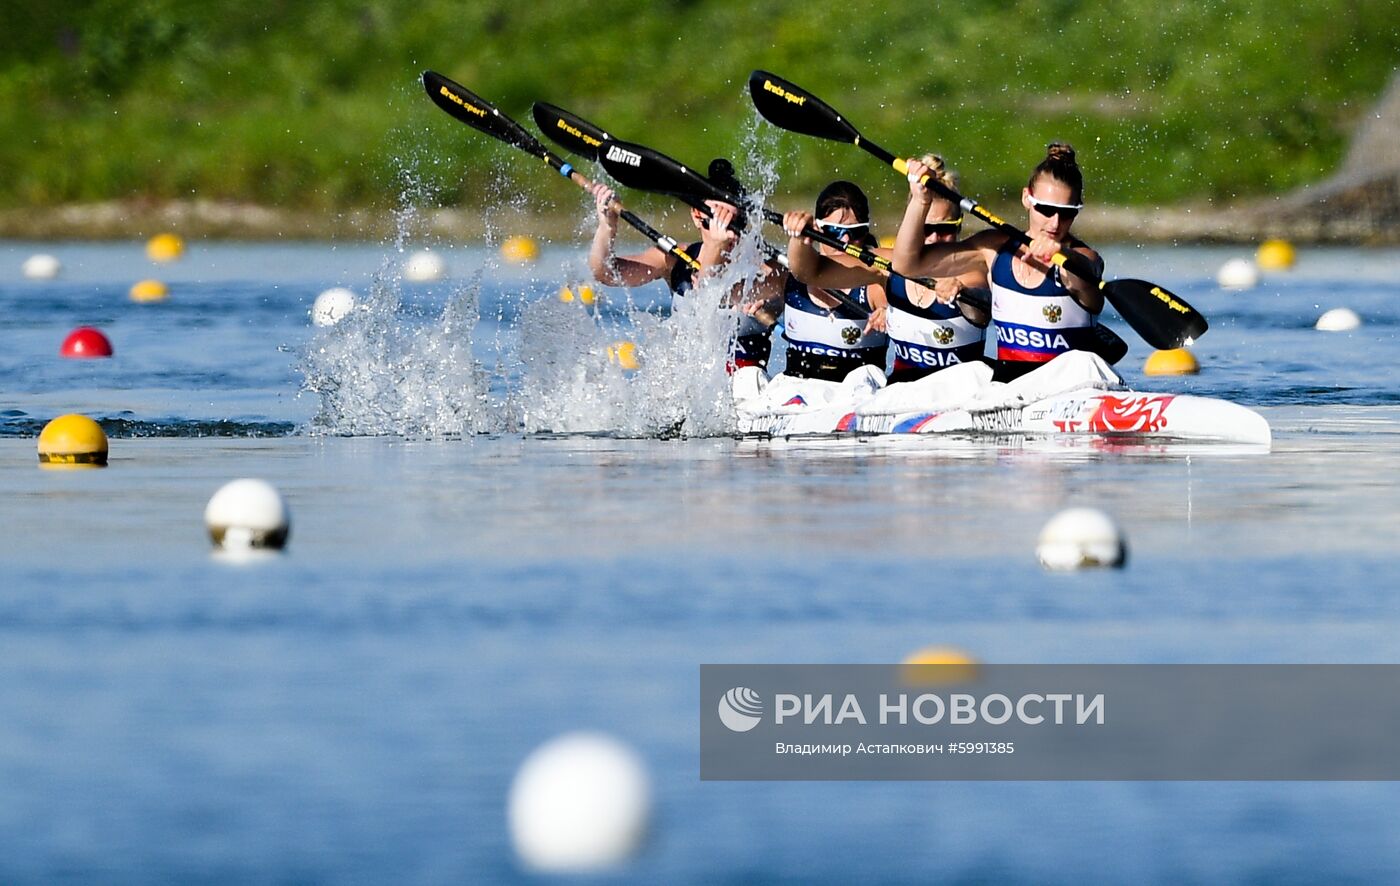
{"left": 6, "top": 0, "right": 1397, "bottom": 224}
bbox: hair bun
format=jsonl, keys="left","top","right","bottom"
{"left": 1045, "top": 142, "right": 1077, "bottom": 165}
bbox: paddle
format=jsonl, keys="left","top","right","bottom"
{"left": 747, "top": 70, "right": 1208, "bottom": 350}
{"left": 421, "top": 71, "right": 701, "bottom": 274}
{"left": 595, "top": 135, "right": 880, "bottom": 318}
{"left": 594, "top": 133, "right": 1137, "bottom": 364}
{"left": 532, "top": 101, "right": 790, "bottom": 330}
{"left": 596, "top": 133, "right": 1020, "bottom": 322}
{"left": 535, "top": 101, "right": 807, "bottom": 265}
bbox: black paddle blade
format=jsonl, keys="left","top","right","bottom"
{"left": 1103, "top": 279, "right": 1209, "bottom": 349}
{"left": 422, "top": 71, "right": 543, "bottom": 157}
{"left": 748, "top": 70, "right": 860, "bottom": 144}
{"left": 532, "top": 102, "right": 611, "bottom": 162}
{"left": 1089, "top": 324, "right": 1130, "bottom": 365}
{"left": 597, "top": 138, "right": 728, "bottom": 203}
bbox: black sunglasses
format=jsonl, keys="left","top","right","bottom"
{"left": 1028, "top": 196, "right": 1082, "bottom": 222}
{"left": 923, "top": 220, "right": 963, "bottom": 237}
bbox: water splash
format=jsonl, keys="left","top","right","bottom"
{"left": 299, "top": 270, "right": 507, "bottom": 437}
{"left": 299, "top": 136, "right": 778, "bottom": 439}
{"left": 509, "top": 276, "right": 738, "bottom": 438}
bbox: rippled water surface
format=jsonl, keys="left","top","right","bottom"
{"left": 3, "top": 240, "right": 1400, "bottom": 883}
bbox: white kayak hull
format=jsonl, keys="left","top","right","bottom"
{"left": 841, "top": 390, "right": 1271, "bottom": 445}
{"left": 732, "top": 355, "right": 1272, "bottom": 447}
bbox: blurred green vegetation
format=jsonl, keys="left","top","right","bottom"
{"left": 4, "top": 0, "right": 1397, "bottom": 219}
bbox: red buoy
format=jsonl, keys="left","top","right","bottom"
{"left": 60, "top": 326, "right": 113, "bottom": 358}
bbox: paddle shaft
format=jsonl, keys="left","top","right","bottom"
{"left": 747, "top": 70, "right": 1204, "bottom": 348}
{"left": 752, "top": 205, "right": 1000, "bottom": 319}
{"left": 537, "top": 149, "right": 704, "bottom": 275}
{"left": 424, "top": 73, "right": 700, "bottom": 273}
{"left": 843, "top": 138, "right": 1098, "bottom": 285}
{"left": 843, "top": 130, "right": 1201, "bottom": 334}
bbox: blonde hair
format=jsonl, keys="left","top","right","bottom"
{"left": 918, "top": 153, "right": 959, "bottom": 191}
{"left": 919, "top": 153, "right": 962, "bottom": 221}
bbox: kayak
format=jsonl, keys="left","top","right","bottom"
{"left": 732, "top": 352, "right": 1272, "bottom": 447}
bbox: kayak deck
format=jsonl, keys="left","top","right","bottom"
{"left": 732, "top": 355, "right": 1272, "bottom": 447}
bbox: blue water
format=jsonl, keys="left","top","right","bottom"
{"left": 4, "top": 240, "right": 1400, "bottom": 883}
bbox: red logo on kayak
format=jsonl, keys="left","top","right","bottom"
{"left": 1089, "top": 395, "right": 1174, "bottom": 433}
{"left": 1052, "top": 395, "right": 1175, "bottom": 434}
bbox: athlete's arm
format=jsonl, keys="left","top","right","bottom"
{"left": 782, "top": 210, "right": 885, "bottom": 290}
{"left": 587, "top": 183, "right": 671, "bottom": 287}
{"left": 1060, "top": 242, "right": 1105, "bottom": 314}
{"left": 863, "top": 281, "right": 888, "bottom": 335}
{"left": 892, "top": 163, "right": 991, "bottom": 279}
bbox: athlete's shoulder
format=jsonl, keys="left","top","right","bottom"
{"left": 966, "top": 229, "right": 1012, "bottom": 252}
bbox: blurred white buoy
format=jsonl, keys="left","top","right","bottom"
{"left": 205, "top": 479, "right": 290, "bottom": 551}
{"left": 22, "top": 254, "right": 61, "bottom": 279}
{"left": 312, "top": 287, "right": 357, "bottom": 326}
{"left": 508, "top": 732, "right": 651, "bottom": 872}
{"left": 403, "top": 249, "right": 446, "bottom": 282}
{"left": 1216, "top": 257, "right": 1258, "bottom": 290}
{"left": 1037, "top": 507, "right": 1126, "bottom": 571}
{"left": 1315, "top": 307, "right": 1361, "bottom": 332}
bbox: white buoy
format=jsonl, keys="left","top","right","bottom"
{"left": 1036, "top": 507, "right": 1126, "bottom": 570}
{"left": 403, "top": 249, "right": 446, "bottom": 282}
{"left": 1216, "top": 257, "right": 1259, "bottom": 290}
{"left": 508, "top": 732, "right": 651, "bottom": 872}
{"left": 205, "top": 479, "right": 290, "bottom": 551}
{"left": 312, "top": 287, "right": 357, "bottom": 326}
{"left": 22, "top": 254, "right": 61, "bottom": 280}
{"left": 1315, "top": 308, "right": 1361, "bottom": 332}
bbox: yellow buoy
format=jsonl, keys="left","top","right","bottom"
{"left": 558, "top": 284, "right": 597, "bottom": 305}
{"left": 606, "top": 340, "right": 640, "bottom": 371}
{"left": 130, "top": 279, "right": 169, "bottom": 302}
{"left": 37, "top": 414, "right": 108, "bottom": 468}
{"left": 1256, "top": 238, "right": 1296, "bottom": 271}
{"left": 900, "top": 645, "right": 980, "bottom": 686}
{"left": 146, "top": 232, "right": 185, "bottom": 263}
{"left": 1143, "top": 348, "right": 1199, "bottom": 376}
{"left": 877, "top": 235, "right": 897, "bottom": 249}
{"left": 501, "top": 235, "right": 540, "bottom": 264}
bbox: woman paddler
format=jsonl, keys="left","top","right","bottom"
{"left": 782, "top": 156, "right": 989, "bottom": 384}
{"left": 892, "top": 143, "right": 1104, "bottom": 382}
{"left": 586, "top": 160, "right": 779, "bottom": 370}
{"left": 753, "top": 181, "right": 889, "bottom": 382}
